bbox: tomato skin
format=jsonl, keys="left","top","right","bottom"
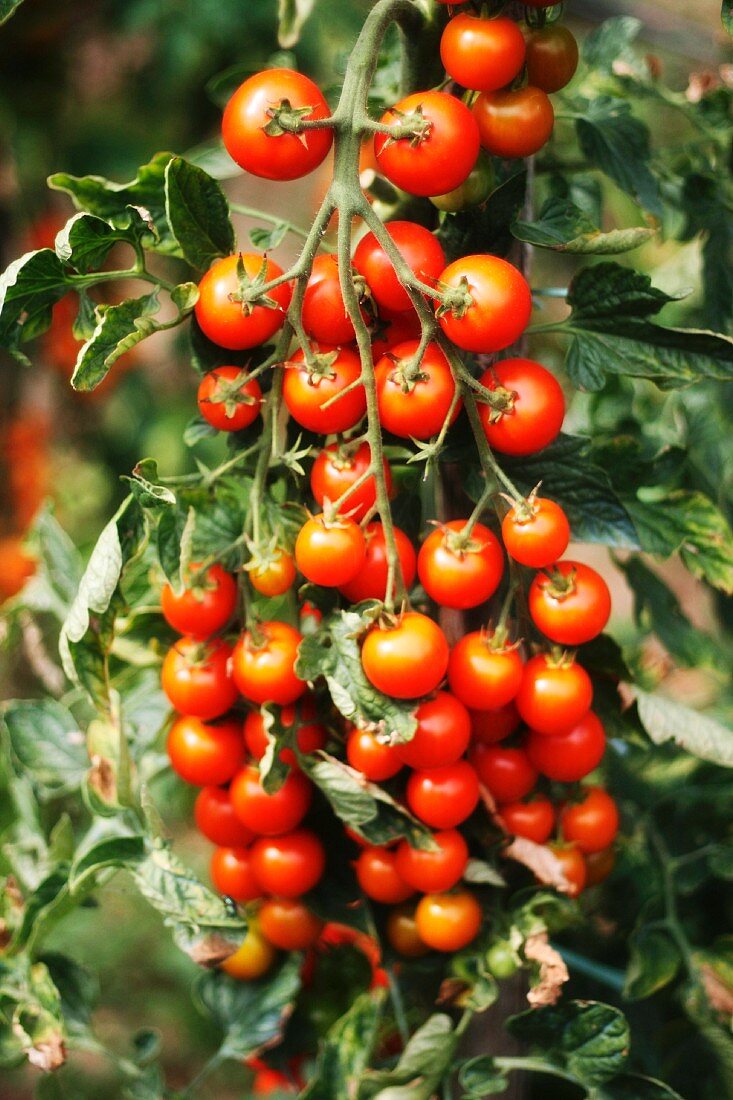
{"left": 356, "top": 846, "right": 415, "bottom": 904}
{"left": 448, "top": 633, "right": 524, "bottom": 711}
{"left": 415, "top": 890, "right": 482, "bottom": 952}
{"left": 232, "top": 621, "right": 305, "bottom": 706}
{"left": 440, "top": 15, "right": 526, "bottom": 92}
{"left": 370, "top": 310, "right": 423, "bottom": 359}
{"left": 259, "top": 899, "right": 324, "bottom": 950}
{"left": 197, "top": 366, "right": 262, "bottom": 433}
{"left": 284, "top": 346, "right": 366, "bottom": 434}
{"left": 311, "top": 443, "right": 393, "bottom": 522}
{"left": 499, "top": 796, "right": 555, "bottom": 844}
{"left": 471, "top": 744, "right": 538, "bottom": 805}
{"left": 515, "top": 654, "right": 593, "bottom": 736}
{"left": 418, "top": 520, "right": 504, "bottom": 610}
{"left": 470, "top": 701, "right": 521, "bottom": 744}
{"left": 478, "top": 359, "right": 565, "bottom": 457}
{"left": 437, "top": 255, "right": 532, "bottom": 354}
{"left": 161, "top": 563, "right": 237, "bottom": 638}
{"left": 195, "top": 254, "right": 292, "bottom": 351}
{"left": 339, "top": 522, "right": 416, "bottom": 604}
{"left": 210, "top": 846, "right": 262, "bottom": 902}
{"left": 195, "top": 785, "right": 254, "bottom": 847}
{"left": 230, "top": 763, "right": 312, "bottom": 836}
{"left": 295, "top": 514, "right": 366, "bottom": 588}
{"left": 549, "top": 843, "right": 587, "bottom": 899}
{"left": 222, "top": 68, "right": 333, "bottom": 181}
{"left": 396, "top": 691, "right": 471, "bottom": 769}
{"left": 431, "top": 149, "right": 494, "bottom": 212}
{"left": 560, "top": 786, "right": 619, "bottom": 854}
{"left": 386, "top": 904, "right": 429, "bottom": 958}
{"left": 585, "top": 846, "right": 616, "bottom": 887}
{"left": 161, "top": 637, "right": 238, "bottom": 720}
{"left": 244, "top": 702, "right": 327, "bottom": 765}
{"left": 167, "top": 716, "right": 244, "bottom": 786}
{"left": 302, "top": 254, "right": 365, "bottom": 345}
{"left": 347, "top": 728, "right": 403, "bottom": 781}
{"left": 527, "top": 712, "right": 606, "bottom": 783}
{"left": 221, "top": 924, "right": 276, "bottom": 980}
{"left": 252, "top": 1068, "right": 298, "bottom": 1095}
{"left": 525, "top": 25, "right": 579, "bottom": 93}
{"left": 473, "top": 86, "right": 555, "bottom": 159}
{"left": 529, "top": 561, "right": 612, "bottom": 646}
{"left": 250, "top": 550, "right": 297, "bottom": 598}
{"left": 0, "top": 536, "right": 36, "bottom": 601}
{"left": 395, "top": 829, "right": 468, "bottom": 893}
{"left": 374, "top": 91, "right": 480, "bottom": 197}
{"left": 501, "top": 498, "right": 570, "bottom": 569}
{"left": 375, "top": 341, "right": 461, "bottom": 440}
{"left": 251, "top": 829, "right": 326, "bottom": 897}
{"left": 486, "top": 941, "right": 518, "bottom": 980}
{"left": 352, "top": 221, "right": 446, "bottom": 314}
{"left": 406, "top": 761, "right": 480, "bottom": 829}
{"left": 362, "top": 612, "right": 450, "bottom": 700}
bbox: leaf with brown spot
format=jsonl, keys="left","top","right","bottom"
{"left": 524, "top": 932, "right": 570, "bottom": 1007}
{"left": 26, "top": 1033, "right": 66, "bottom": 1072}
{"left": 189, "top": 932, "right": 242, "bottom": 969}
{"left": 503, "top": 837, "right": 573, "bottom": 894}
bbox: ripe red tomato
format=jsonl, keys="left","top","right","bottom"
{"left": 210, "top": 846, "right": 262, "bottom": 902}
{"left": 362, "top": 612, "right": 449, "bottom": 700}
{"left": 527, "top": 712, "right": 606, "bottom": 783}
{"left": 478, "top": 359, "right": 565, "bottom": 457}
{"left": 259, "top": 899, "right": 324, "bottom": 950}
{"left": 386, "top": 904, "right": 429, "bottom": 958}
{"left": 161, "top": 563, "right": 237, "bottom": 638}
{"left": 195, "top": 254, "right": 292, "bottom": 351}
{"left": 161, "top": 637, "right": 238, "bottom": 719}
{"left": 252, "top": 1068, "right": 299, "bottom": 1096}
{"left": 375, "top": 340, "right": 460, "bottom": 440}
{"left": 529, "top": 561, "right": 612, "bottom": 646}
{"left": 194, "top": 785, "right": 253, "bottom": 847}
{"left": 220, "top": 924, "right": 276, "bottom": 981}
{"left": 430, "top": 149, "right": 494, "bottom": 212}
{"left": 244, "top": 701, "right": 327, "bottom": 765}
{"left": 395, "top": 691, "right": 471, "bottom": 769}
{"left": 560, "top": 786, "right": 619, "bottom": 854}
{"left": 231, "top": 621, "right": 305, "bottom": 706}
{"left": 415, "top": 890, "right": 482, "bottom": 952}
{"left": 197, "top": 366, "right": 262, "bottom": 432}
{"left": 251, "top": 829, "right": 326, "bottom": 897}
{"left": 370, "top": 310, "right": 422, "bottom": 359}
{"left": 311, "top": 442, "right": 393, "bottom": 522}
{"left": 222, "top": 68, "right": 333, "bottom": 180}
{"left": 473, "top": 86, "right": 555, "bottom": 159}
{"left": 301, "top": 254, "right": 366, "bottom": 345}
{"left": 585, "top": 846, "right": 616, "bottom": 887}
{"left": 448, "top": 632, "right": 523, "bottom": 711}
{"left": 418, "top": 520, "right": 504, "bottom": 610}
{"left": 230, "top": 763, "right": 312, "bottom": 836}
{"left": 515, "top": 654, "right": 593, "bottom": 736}
{"left": 525, "top": 25, "right": 579, "bottom": 93}
{"left": 440, "top": 15, "right": 526, "bottom": 92}
{"left": 352, "top": 221, "right": 446, "bottom": 313}
{"left": 284, "top": 345, "right": 366, "bottom": 434}
{"left": 395, "top": 829, "right": 468, "bottom": 893}
{"left": 346, "top": 728, "right": 403, "bottom": 781}
{"left": 339, "top": 522, "right": 417, "bottom": 604}
{"left": 470, "top": 701, "right": 521, "bottom": 744}
{"left": 549, "top": 843, "right": 587, "bottom": 899}
{"left": 355, "top": 846, "right": 415, "bottom": 904}
{"left": 295, "top": 514, "right": 366, "bottom": 587}
{"left": 499, "top": 796, "right": 555, "bottom": 845}
{"left": 167, "top": 716, "right": 244, "bottom": 786}
{"left": 406, "top": 761, "right": 480, "bottom": 828}
{"left": 437, "top": 255, "right": 532, "bottom": 354}
{"left": 0, "top": 536, "right": 35, "bottom": 601}
{"left": 249, "top": 550, "right": 297, "bottom": 597}
{"left": 471, "top": 744, "right": 538, "bottom": 805}
{"left": 501, "top": 497, "right": 570, "bottom": 568}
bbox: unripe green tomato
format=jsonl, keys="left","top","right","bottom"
{"left": 486, "top": 941, "right": 518, "bottom": 979}
{"left": 430, "top": 151, "right": 495, "bottom": 212}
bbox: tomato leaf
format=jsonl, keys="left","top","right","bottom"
{"left": 250, "top": 222, "right": 290, "bottom": 251}
{"left": 507, "top": 1000, "right": 629, "bottom": 1086}
{"left": 278, "top": 0, "right": 315, "bottom": 48}
{"left": 68, "top": 835, "right": 146, "bottom": 895}
{"left": 0, "top": 0, "right": 26, "bottom": 25}
{"left": 54, "top": 211, "right": 149, "bottom": 274}
{"left": 360, "top": 1013, "right": 458, "bottom": 1098}
{"left": 723, "top": 0, "right": 733, "bottom": 35}
{"left": 2, "top": 700, "right": 87, "bottom": 799}
{"left": 0, "top": 955, "right": 66, "bottom": 1072}
{"left": 575, "top": 97, "right": 662, "bottom": 217}
{"left": 458, "top": 1054, "right": 510, "bottom": 1096}
{"left": 513, "top": 197, "right": 655, "bottom": 255}
{"left": 624, "top": 926, "right": 680, "bottom": 1000}
{"left": 124, "top": 458, "right": 177, "bottom": 510}
{"left": 630, "top": 687, "right": 733, "bottom": 767}
{"left": 300, "top": 989, "right": 386, "bottom": 1100}
{"left": 582, "top": 16, "right": 644, "bottom": 72}
{"left": 625, "top": 490, "right": 733, "bottom": 593}
{"left": 71, "top": 292, "right": 163, "bottom": 392}
{"left": 164, "top": 156, "right": 234, "bottom": 270}
{"left": 0, "top": 249, "right": 72, "bottom": 355}
{"left": 22, "top": 507, "right": 84, "bottom": 619}
{"left": 438, "top": 170, "right": 527, "bottom": 261}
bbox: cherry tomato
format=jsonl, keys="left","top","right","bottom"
{"left": 486, "top": 941, "right": 519, "bottom": 980}
{"left": 356, "top": 846, "right": 414, "bottom": 904}
{"left": 0, "top": 536, "right": 35, "bottom": 601}
{"left": 220, "top": 923, "right": 276, "bottom": 980}
{"left": 395, "top": 829, "right": 468, "bottom": 893}
{"left": 346, "top": 728, "right": 403, "bottom": 781}
{"left": 194, "top": 785, "right": 253, "bottom": 847}
{"left": 161, "top": 636, "right": 238, "bottom": 720}
{"left": 370, "top": 310, "right": 422, "bottom": 359}
{"left": 339, "top": 522, "right": 417, "bottom": 604}
{"left": 415, "top": 890, "right": 482, "bottom": 952}
{"left": 585, "top": 846, "right": 616, "bottom": 887}
{"left": 470, "top": 701, "right": 521, "bottom": 744}
{"left": 244, "top": 701, "right": 327, "bottom": 765}
{"left": 386, "top": 904, "right": 429, "bottom": 958}
{"left": 232, "top": 621, "right": 305, "bottom": 706}
{"left": 440, "top": 14, "right": 526, "bottom": 92}
{"left": 516, "top": 653, "right": 593, "bottom": 736}
{"left": 478, "top": 359, "right": 565, "bottom": 456}
{"left": 529, "top": 561, "right": 612, "bottom": 646}
{"left": 374, "top": 91, "right": 480, "bottom": 197}
{"left": 167, "top": 716, "right": 244, "bottom": 786}
{"left": 284, "top": 345, "right": 366, "bottom": 434}
{"left": 195, "top": 254, "right": 292, "bottom": 351}
{"left": 430, "top": 150, "right": 494, "bottom": 212}
{"left": 311, "top": 442, "right": 393, "bottom": 522}
{"left": 249, "top": 550, "right": 297, "bottom": 597}
{"left": 501, "top": 497, "right": 570, "bottom": 568}
{"left": 230, "top": 763, "right": 312, "bottom": 836}
{"left": 295, "top": 514, "right": 366, "bottom": 587}
{"left": 375, "top": 340, "right": 460, "bottom": 440}
{"left": 437, "top": 255, "right": 532, "bottom": 354}
{"left": 499, "top": 796, "right": 555, "bottom": 844}
{"left": 473, "top": 86, "right": 554, "bottom": 159}
{"left": 250, "top": 829, "right": 326, "bottom": 897}
{"left": 210, "top": 846, "right": 262, "bottom": 902}
{"left": 197, "top": 366, "right": 262, "bottom": 432}
{"left": 406, "top": 761, "right": 480, "bottom": 828}
{"left": 252, "top": 1068, "right": 298, "bottom": 1096}
{"left": 362, "top": 612, "right": 449, "bottom": 700}
{"left": 161, "top": 563, "right": 237, "bottom": 638}
{"left": 448, "top": 633, "right": 523, "bottom": 711}
{"left": 259, "top": 899, "right": 324, "bottom": 950}
{"left": 222, "top": 68, "right": 333, "bottom": 180}
{"left": 525, "top": 25, "right": 579, "bottom": 93}
{"left": 418, "top": 519, "right": 503, "bottom": 610}
{"left": 471, "top": 744, "right": 537, "bottom": 805}
{"left": 301, "top": 254, "right": 366, "bottom": 345}
{"left": 560, "top": 786, "right": 619, "bottom": 854}
{"left": 352, "top": 221, "right": 446, "bottom": 313}
{"left": 549, "top": 843, "right": 587, "bottom": 899}
{"left": 395, "top": 691, "right": 471, "bottom": 769}
{"left": 527, "top": 712, "right": 606, "bottom": 783}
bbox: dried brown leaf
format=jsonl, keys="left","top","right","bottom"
{"left": 525, "top": 932, "right": 569, "bottom": 1007}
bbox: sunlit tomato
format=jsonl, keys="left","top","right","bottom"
{"left": 470, "top": 701, "right": 521, "bottom": 744}
{"left": 437, "top": 255, "right": 532, "bottom": 354}
{"left": 418, "top": 520, "right": 504, "bottom": 610}
{"left": 525, "top": 25, "right": 579, "bottom": 93}
{"left": 311, "top": 442, "right": 393, "bottom": 522}
{"left": 362, "top": 612, "right": 449, "bottom": 700}
{"left": 529, "top": 562, "right": 612, "bottom": 646}
{"left": 244, "top": 700, "right": 327, "bottom": 765}
{"left": 374, "top": 91, "right": 480, "bottom": 197}
{"left": 252, "top": 1068, "right": 299, "bottom": 1095}
{"left": 249, "top": 550, "right": 297, "bottom": 597}
{"left": 471, "top": 744, "right": 537, "bottom": 805}
{"left": 406, "top": 761, "right": 480, "bottom": 828}
{"left": 355, "top": 846, "right": 415, "bottom": 904}
{"left": 560, "top": 786, "right": 619, "bottom": 854}
{"left": 386, "top": 904, "right": 430, "bottom": 957}
{"left": 0, "top": 536, "right": 35, "bottom": 601}
{"left": 527, "top": 712, "right": 606, "bottom": 783}
{"left": 250, "top": 829, "right": 326, "bottom": 897}
{"left": 301, "top": 254, "right": 367, "bottom": 345}
{"left": 230, "top": 763, "right": 312, "bottom": 836}
{"left": 295, "top": 514, "right": 366, "bottom": 587}
{"left": 549, "top": 843, "right": 587, "bottom": 899}
{"left": 395, "top": 829, "right": 468, "bottom": 893}
{"left": 220, "top": 923, "right": 276, "bottom": 980}
{"left": 375, "top": 340, "right": 461, "bottom": 440}
{"left": 194, "top": 785, "right": 253, "bottom": 847}
{"left": 232, "top": 621, "right": 305, "bottom": 706}
{"left": 161, "top": 637, "right": 238, "bottom": 719}
{"left": 499, "top": 796, "right": 555, "bottom": 844}
{"left": 284, "top": 345, "right": 366, "bottom": 434}
{"left": 339, "top": 522, "right": 417, "bottom": 604}
{"left": 448, "top": 633, "right": 523, "bottom": 711}
{"left": 195, "top": 254, "right": 292, "bottom": 351}
{"left": 346, "top": 728, "right": 403, "bottom": 781}
{"left": 352, "top": 221, "right": 446, "bottom": 313}
{"left": 585, "top": 846, "right": 616, "bottom": 887}
{"left": 370, "top": 310, "right": 422, "bottom": 359}
{"left": 430, "top": 149, "right": 494, "bottom": 212}
{"left": 440, "top": 14, "right": 526, "bottom": 92}
{"left": 478, "top": 359, "right": 565, "bottom": 456}
{"left": 516, "top": 654, "right": 593, "bottom": 736}
{"left": 167, "top": 716, "right": 244, "bottom": 786}
{"left": 473, "top": 86, "right": 554, "bottom": 159}
{"left": 415, "top": 890, "right": 482, "bottom": 952}
{"left": 259, "top": 899, "right": 324, "bottom": 950}
{"left": 197, "top": 366, "right": 262, "bottom": 432}
{"left": 395, "top": 691, "right": 471, "bottom": 769}
{"left": 210, "top": 846, "right": 262, "bottom": 902}
{"left": 222, "top": 68, "right": 333, "bottom": 180}
{"left": 161, "top": 563, "right": 237, "bottom": 638}
{"left": 501, "top": 497, "right": 570, "bottom": 569}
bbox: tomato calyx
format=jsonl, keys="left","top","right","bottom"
{"left": 244, "top": 536, "right": 291, "bottom": 577}
{"left": 501, "top": 483, "right": 544, "bottom": 525}
{"left": 385, "top": 350, "right": 431, "bottom": 392}
{"left": 379, "top": 104, "right": 434, "bottom": 148}
{"left": 539, "top": 564, "right": 578, "bottom": 601}
{"left": 430, "top": 519, "right": 490, "bottom": 558}
{"left": 287, "top": 348, "right": 341, "bottom": 385}
{"left": 541, "top": 646, "right": 578, "bottom": 671}
{"left": 200, "top": 368, "right": 261, "bottom": 420}
{"left": 262, "top": 98, "right": 329, "bottom": 142}
{"left": 478, "top": 624, "right": 520, "bottom": 655}
{"left": 229, "top": 254, "right": 284, "bottom": 314}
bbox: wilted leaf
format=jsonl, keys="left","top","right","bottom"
{"left": 525, "top": 932, "right": 570, "bottom": 1007}
{"left": 513, "top": 197, "right": 654, "bottom": 254}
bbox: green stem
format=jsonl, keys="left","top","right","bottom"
{"left": 494, "top": 1056, "right": 588, "bottom": 1090}
{"left": 648, "top": 824, "right": 696, "bottom": 978}
{"left": 458, "top": 378, "right": 524, "bottom": 503}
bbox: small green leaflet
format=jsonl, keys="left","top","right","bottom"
{"left": 164, "top": 157, "right": 234, "bottom": 269}
{"left": 513, "top": 197, "right": 655, "bottom": 255}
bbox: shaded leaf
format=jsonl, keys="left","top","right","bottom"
{"left": 624, "top": 926, "right": 680, "bottom": 1000}
{"left": 507, "top": 1000, "right": 629, "bottom": 1086}
{"left": 575, "top": 97, "right": 661, "bottom": 217}
{"left": 164, "top": 157, "right": 234, "bottom": 270}
{"left": 582, "top": 16, "right": 643, "bottom": 71}
{"left": 359, "top": 1013, "right": 457, "bottom": 1099}
{"left": 301, "top": 990, "right": 386, "bottom": 1100}
{"left": 513, "top": 198, "right": 654, "bottom": 255}
{"left": 630, "top": 687, "right": 733, "bottom": 767}
{"left": 0, "top": 0, "right": 25, "bottom": 25}
{"left": 0, "top": 250, "right": 70, "bottom": 354}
